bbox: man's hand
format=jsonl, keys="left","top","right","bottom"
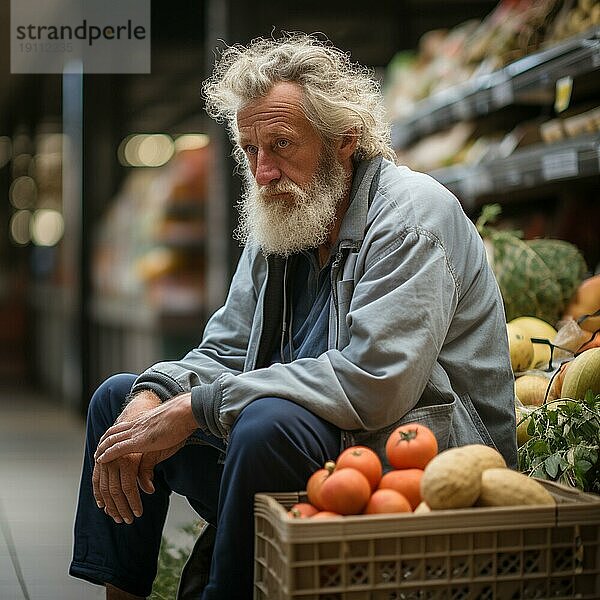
{"left": 94, "top": 393, "right": 198, "bottom": 465}
{"left": 92, "top": 389, "right": 186, "bottom": 524}
{"left": 92, "top": 445, "right": 183, "bottom": 523}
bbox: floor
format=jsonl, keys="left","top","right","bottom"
{"left": 0, "top": 385, "right": 198, "bottom": 600}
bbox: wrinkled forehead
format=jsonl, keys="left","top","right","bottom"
{"left": 234, "top": 82, "right": 312, "bottom": 138}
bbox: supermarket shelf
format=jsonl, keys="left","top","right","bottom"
{"left": 391, "top": 27, "right": 600, "bottom": 149}
{"left": 429, "top": 132, "right": 600, "bottom": 208}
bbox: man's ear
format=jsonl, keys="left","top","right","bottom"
{"left": 337, "top": 129, "right": 359, "bottom": 162}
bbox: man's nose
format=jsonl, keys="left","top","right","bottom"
{"left": 254, "top": 150, "right": 280, "bottom": 186}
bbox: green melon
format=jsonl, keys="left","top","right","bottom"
{"left": 561, "top": 348, "right": 600, "bottom": 400}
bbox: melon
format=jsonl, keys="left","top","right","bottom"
{"left": 561, "top": 348, "right": 600, "bottom": 400}
{"left": 515, "top": 405, "right": 533, "bottom": 446}
{"left": 420, "top": 447, "right": 482, "bottom": 509}
{"left": 506, "top": 322, "right": 534, "bottom": 373}
{"left": 476, "top": 468, "right": 555, "bottom": 507}
{"left": 547, "top": 361, "right": 571, "bottom": 401}
{"left": 508, "top": 316, "right": 557, "bottom": 369}
{"left": 515, "top": 374, "right": 551, "bottom": 406}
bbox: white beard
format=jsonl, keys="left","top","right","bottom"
{"left": 235, "top": 151, "right": 349, "bottom": 257}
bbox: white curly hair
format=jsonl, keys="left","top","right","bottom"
{"left": 202, "top": 33, "right": 396, "bottom": 163}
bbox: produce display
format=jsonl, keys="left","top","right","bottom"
{"left": 384, "top": 0, "right": 593, "bottom": 122}
{"left": 385, "top": 0, "right": 599, "bottom": 110}
{"left": 477, "top": 204, "right": 588, "bottom": 324}
{"left": 289, "top": 425, "right": 560, "bottom": 520}
{"left": 386, "top": 0, "right": 600, "bottom": 174}
{"left": 506, "top": 287, "right": 600, "bottom": 493}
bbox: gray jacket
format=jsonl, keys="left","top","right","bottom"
{"left": 132, "top": 156, "right": 518, "bottom": 468}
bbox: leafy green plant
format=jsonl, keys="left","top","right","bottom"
{"left": 150, "top": 522, "right": 201, "bottom": 600}
{"left": 517, "top": 391, "right": 600, "bottom": 494}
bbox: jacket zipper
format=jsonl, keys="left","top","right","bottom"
{"left": 330, "top": 247, "right": 346, "bottom": 349}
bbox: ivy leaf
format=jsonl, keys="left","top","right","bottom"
{"left": 517, "top": 392, "right": 600, "bottom": 493}
{"left": 544, "top": 454, "right": 561, "bottom": 478}
{"left": 532, "top": 439, "right": 550, "bottom": 456}
{"left": 575, "top": 459, "right": 593, "bottom": 476}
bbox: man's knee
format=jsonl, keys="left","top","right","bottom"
{"left": 87, "top": 373, "right": 137, "bottom": 425}
{"left": 229, "top": 396, "right": 298, "bottom": 447}
{"left": 225, "top": 397, "right": 339, "bottom": 489}
{"left": 228, "top": 396, "right": 339, "bottom": 460}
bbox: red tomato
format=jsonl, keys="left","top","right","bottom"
{"left": 287, "top": 502, "right": 319, "bottom": 518}
{"left": 319, "top": 467, "right": 371, "bottom": 515}
{"left": 378, "top": 468, "right": 423, "bottom": 510}
{"left": 363, "top": 489, "right": 412, "bottom": 514}
{"left": 306, "top": 464, "right": 334, "bottom": 510}
{"left": 385, "top": 423, "right": 438, "bottom": 469}
{"left": 335, "top": 446, "right": 383, "bottom": 491}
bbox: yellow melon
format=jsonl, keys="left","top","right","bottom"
{"left": 506, "top": 322, "right": 534, "bottom": 373}
{"left": 515, "top": 404, "right": 533, "bottom": 446}
{"left": 515, "top": 374, "right": 551, "bottom": 406}
{"left": 508, "top": 317, "right": 557, "bottom": 369}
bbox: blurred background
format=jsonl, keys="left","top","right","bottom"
{"left": 0, "top": 0, "right": 598, "bottom": 597}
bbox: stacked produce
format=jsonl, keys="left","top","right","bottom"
{"left": 545, "top": 0, "right": 600, "bottom": 44}
{"left": 477, "top": 204, "right": 588, "bottom": 324}
{"left": 288, "top": 424, "right": 556, "bottom": 520}
{"left": 502, "top": 269, "right": 600, "bottom": 494}
{"left": 384, "top": 0, "right": 597, "bottom": 123}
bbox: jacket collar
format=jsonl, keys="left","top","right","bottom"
{"left": 336, "top": 155, "right": 383, "bottom": 250}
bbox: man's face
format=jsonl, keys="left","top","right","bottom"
{"left": 235, "top": 82, "right": 349, "bottom": 256}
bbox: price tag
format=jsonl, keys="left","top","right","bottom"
{"left": 542, "top": 150, "right": 578, "bottom": 181}
{"left": 554, "top": 76, "right": 573, "bottom": 114}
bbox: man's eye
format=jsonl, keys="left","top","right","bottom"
{"left": 276, "top": 139, "right": 290, "bottom": 149}
{"left": 244, "top": 145, "right": 258, "bottom": 155}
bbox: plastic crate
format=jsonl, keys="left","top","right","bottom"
{"left": 254, "top": 480, "right": 600, "bottom": 600}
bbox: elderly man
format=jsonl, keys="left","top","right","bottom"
{"left": 70, "top": 34, "right": 516, "bottom": 599}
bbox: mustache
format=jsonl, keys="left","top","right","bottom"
{"left": 258, "top": 180, "right": 302, "bottom": 198}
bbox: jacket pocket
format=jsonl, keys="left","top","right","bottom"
{"left": 450, "top": 393, "right": 497, "bottom": 449}
{"left": 354, "top": 399, "right": 455, "bottom": 470}
{"left": 397, "top": 400, "right": 455, "bottom": 453}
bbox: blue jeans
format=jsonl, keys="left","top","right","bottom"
{"left": 69, "top": 373, "right": 342, "bottom": 598}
